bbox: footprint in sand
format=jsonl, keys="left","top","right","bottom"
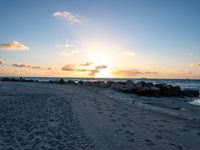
{"left": 169, "top": 143, "right": 183, "bottom": 150}
{"left": 155, "top": 135, "right": 162, "bottom": 139}
{"left": 145, "top": 139, "right": 155, "bottom": 146}
{"left": 124, "top": 130, "right": 135, "bottom": 143}
{"left": 114, "top": 128, "right": 123, "bottom": 134}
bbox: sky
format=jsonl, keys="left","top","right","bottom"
{"left": 0, "top": 0, "right": 200, "bottom": 78}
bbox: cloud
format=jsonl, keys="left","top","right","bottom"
{"left": 55, "top": 43, "right": 75, "bottom": 49}
{"left": 89, "top": 69, "right": 99, "bottom": 76}
{"left": 191, "top": 63, "right": 200, "bottom": 68}
{"left": 12, "top": 64, "right": 40, "bottom": 69}
{"left": 88, "top": 65, "right": 108, "bottom": 76}
{"left": 53, "top": 11, "right": 86, "bottom": 24}
{"left": 95, "top": 65, "right": 108, "bottom": 69}
{"left": 77, "top": 69, "right": 91, "bottom": 72}
{"left": 0, "top": 41, "right": 29, "bottom": 51}
{"left": 80, "top": 62, "right": 93, "bottom": 66}
{"left": 112, "top": 69, "right": 158, "bottom": 77}
{"left": 61, "top": 64, "right": 76, "bottom": 71}
{"left": 0, "top": 59, "right": 5, "bottom": 64}
{"left": 123, "top": 50, "right": 136, "bottom": 56}
{"left": 60, "top": 50, "right": 82, "bottom": 56}
{"left": 61, "top": 64, "right": 108, "bottom": 76}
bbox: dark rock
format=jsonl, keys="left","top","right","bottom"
{"left": 1, "top": 77, "right": 9, "bottom": 81}
{"left": 111, "top": 82, "right": 125, "bottom": 91}
{"left": 77, "top": 80, "right": 85, "bottom": 85}
{"left": 67, "top": 80, "right": 76, "bottom": 84}
{"left": 183, "top": 89, "right": 199, "bottom": 97}
{"left": 157, "top": 83, "right": 172, "bottom": 97}
{"left": 171, "top": 86, "right": 183, "bottom": 97}
{"left": 134, "top": 86, "right": 160, "bottom": 97}
{"left": 19, "top": 77, "right": 25, "bottom": 81}
{"left": 98, "top": 81, "right": 109, "bottom": 88}
{"left": 120, "top": 80, "right": 136, "bottom": 93}
{"left": 58, "top": 78, "right": 65, "bottom": 84}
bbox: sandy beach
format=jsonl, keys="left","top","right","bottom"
{"left": 0, "top": 81, "right": 200, "bottom": 150}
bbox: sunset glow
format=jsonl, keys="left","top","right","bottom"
{"left": 0, "top": 0, "right": 200, "bottom": 79}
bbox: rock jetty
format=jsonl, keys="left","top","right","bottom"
{"left": 1, "top": 77, "right": 199, "bottom": 98}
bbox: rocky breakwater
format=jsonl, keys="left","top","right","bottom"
{"left": 76, "top": 80, "right": 199, "bottom": 98}
{"left": 111, "top": 80, "right": 199, "bottom": 97}
{"left": 1, "top": 77, "right": 199, "bottom": 98}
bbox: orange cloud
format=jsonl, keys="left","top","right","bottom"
{"left": 191, "top": 63, "right": 200, "bottom": 68}
{"left": 61, "top": 64, "right": 76, "bottom": 71}
{"left": 0, "top": 41, "right": 29, "bottom": 51}
{"left": 0, "top": 59, "right": 5, "bottom": 64}
{"left": 112, "top": 69, "right": 158, "bottom": 77}
{"left": 61, "top": 64, "right": 108, "bottom": 77}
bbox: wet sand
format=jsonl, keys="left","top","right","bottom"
{"left": 0, "top": 81, "right": 200, "bottom": 150}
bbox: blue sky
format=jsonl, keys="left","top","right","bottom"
{"left": 0, "top": 0, "right": 200, "bottom": 78}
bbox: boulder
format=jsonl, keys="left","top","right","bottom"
{"left": 171, "top": 86, "right": 183, "bottom": 97}
{"left": 1, "top": 77, "right": 10, "bottom": 81}
{"left": 134, "top": 86, "right": 160, "bottom": 97}
{"left": 98, "top": 81, "right": 109, "bottom": 88}
{"left": 183, "top": 89, "right": 199, "bottom": 97}
{"left": 67, "top": 80, "right": 76, "bottom": 84}
{"left": 58, "top": 78, "right": 65, "bottom": 84}
{"left": 156, "top": 83, "right": 172, "bottom": 97}
{"left": 111, "top": 82, "right": 125, "bottom": 91}
{"left": 121, "top": 80, "right": 136, "bottom": 93}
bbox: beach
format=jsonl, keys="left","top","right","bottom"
{"left": 0, "top": 81, "right": 200, "bottom": 150}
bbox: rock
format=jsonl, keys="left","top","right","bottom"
{"left": 121, "top": 80, "right": 136, "bottom": 93}
{"left": 106, "top": 81, "right": 115, "bottom": 87}
{"left": 183, "top": 89, "right": 199, "bottom": 97}
{"left": 171, "top": 86, "right": 183, "bottom": 97}
{"left": 67, "top": 80, "right": 76, "bottom": 84}
{"left": 77, "top": 81, "right": 85, "bottom": 85}
{"left": 98, "top": 81, "right": 108, "bottom": 88}
{"left": 58, "top": 78, "right": 65, "bottom": 84}
{"left": 156, "top": 83, "right": 172, "bottom": 97}
{"left": 19, "top": 77, "right": 25, "bottom": 81}
{"left": 111, "top": 82, "right": 125, "bottom": 91}
{"left": 1, "top": 77, "right": 10, "bottom": 81}
{"left": 134, "top": 86, "right": 160, "bottom": 97}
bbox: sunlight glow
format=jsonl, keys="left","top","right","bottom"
{"left": 96, "top": 69, "right": 112, "bottom": 78}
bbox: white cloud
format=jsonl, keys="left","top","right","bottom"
{"left": 60, "top": 50, "right": 81, "bottom": 56}
{"left": 123, "top": 50, "right": 136, "bottom": 56}
{"left": 0, "top": 41, "right": 29, "bottom": 51}
{"left": 55, "top": 43, "right": 75, "bottom": 49}
{"left": 53, "top": 11, "right": 85, "bottom": 24}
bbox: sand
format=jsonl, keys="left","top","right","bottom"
{"left": 0, "top": 81, "right": 200, "bottom": 150}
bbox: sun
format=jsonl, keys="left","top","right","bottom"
{"left": 96, "top": 69, "right": 112, "bottom": 78}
